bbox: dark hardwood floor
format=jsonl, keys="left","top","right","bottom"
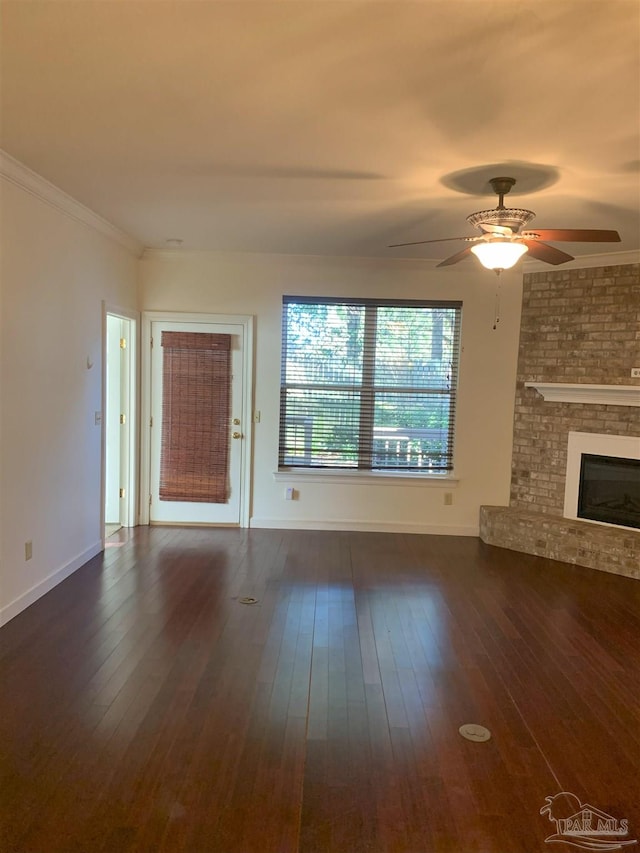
{"left": 1, "top": 527, "right": 639, "bottom": 852}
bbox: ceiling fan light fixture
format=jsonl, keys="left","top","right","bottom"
{"left": 470, "top": 239, "right": 528, "bottom": 271}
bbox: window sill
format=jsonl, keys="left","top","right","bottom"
{"left": 273, "top": 469, "right": 459, "bottom": 487}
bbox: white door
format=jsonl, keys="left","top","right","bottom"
{"left": 105, "top": 315, "right": 123, "bottom": 524}
{"left": 149, "top": 320, "right": 245, "bottom": 525}
{"left": 104, "top": 311, "right": 135, "bottom": 529}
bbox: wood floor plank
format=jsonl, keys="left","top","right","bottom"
{"left": 2, "top": 527, "right": 639, "bottom": 852}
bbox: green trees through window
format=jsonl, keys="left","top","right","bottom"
{"left": 279, "top": 297, "right": 462, "bottom": 471}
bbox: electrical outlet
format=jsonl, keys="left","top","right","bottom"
{"left": 631, "top": 368, "right": 640, "bottom": 378}
{"left": 25, "top": 540, "right": 32, "bottom": 561}
{"left": 285, "top": 487, "right": 295, "bottom": 501}
{"left": 444, "top": 492, "right": 453, "bottom": 506}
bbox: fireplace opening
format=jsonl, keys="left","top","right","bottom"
{"left": 577, "top": 454, "right": 640, "bottom": 530}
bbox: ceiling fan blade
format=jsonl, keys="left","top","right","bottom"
{"left": 388, "top": 236, "right": 473, "bottom": 248}
{"left": 523, "top": 240, "right": 574, "bottom": 265}
{"left": 524, "top": 228, "right": 621, "bottom": 242}
{"left": 436, "top": 246, "right": 474, "bottom": 267}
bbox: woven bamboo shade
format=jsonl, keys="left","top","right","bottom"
{"left": 159, "top": 331, "right": 231, "bottom": 503}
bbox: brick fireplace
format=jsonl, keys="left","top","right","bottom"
{"left": 480, "top": 261, "right": 640, "bottom": 579}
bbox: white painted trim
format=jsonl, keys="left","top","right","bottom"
{"left": 102, "top": 304, "right": 140, "bottom": 545}
{"left": 523, "top": 249, "right": 639, "bottom": 272}
{"left": 0, "top": 541, "right": 103, "bottom": 626}
{"left": 142, "top": 247, "right": 638, "bottom": 271}
{"left": 141, "top": 247, "right": 447, "bottom": 268}
{"left": 140, "top": 311, "right": 254, "bottom": 528}
{"left": 249, "top": 517, "right": 478, "bottom": 536}
{"left": 273, "top": 470, "right": 458, "bottom": 487}
{"left": 0, "top": 149, "right": 142, "bottom": 256}
{"left": 525, "top": 382, "right": 640, "bottom": 407}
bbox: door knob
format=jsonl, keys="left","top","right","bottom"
{"left": 232, "top": 432, "right": 242, "bottom": 439}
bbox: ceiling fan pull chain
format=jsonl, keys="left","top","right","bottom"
{"left": 493, "top": 282, "right": 501, "bottom": 330}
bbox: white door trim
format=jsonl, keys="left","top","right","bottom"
{"left": 101, "top": 303, "right": 139, "bottom": 545}
{"left": 140, "top": 311, "right": 254, "bottom": 528}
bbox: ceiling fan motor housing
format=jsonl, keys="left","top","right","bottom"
{"left": 467, "top": 176, "right": 535, "bottom": 234}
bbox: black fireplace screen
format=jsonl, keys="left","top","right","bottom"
{"left": 577, "top": 453, "right": 640, "bottom": 530}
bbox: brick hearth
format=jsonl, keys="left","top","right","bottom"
{"left": 480, "top": 505, "right": 640, "bottom": 579}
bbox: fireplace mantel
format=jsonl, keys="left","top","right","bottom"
{"left": 525, "top": 382, "right": 640, "bottom": 407}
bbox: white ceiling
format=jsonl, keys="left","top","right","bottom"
{"left": 1, "top": 0, "right": 639, "bottom": 262}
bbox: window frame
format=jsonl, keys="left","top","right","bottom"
{"left": 278, "top": 296, "right": 462, "bottom": 476}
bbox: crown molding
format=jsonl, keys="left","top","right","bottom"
{"left": 0, "top": 150, "right": 143, "bottom": 257}
{"left": 2, "top": 149, "right": 636, "bottom": 268}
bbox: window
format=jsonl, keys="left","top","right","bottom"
{"left": 278, "top": 297, "right": 462, "bottom": 473}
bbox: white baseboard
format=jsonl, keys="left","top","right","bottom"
{"left": 249, "top": 517, "right": 479, "bottom": 536}
{"left": 0, "top": 540, "right": 103, "bottom": 626}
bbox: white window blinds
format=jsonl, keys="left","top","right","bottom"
{"left": 279, "top": 297, "right": 462, "bottom": 472}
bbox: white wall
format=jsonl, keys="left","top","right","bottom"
{"left": 0, "top": 177, "right": 138, "bottom": 624}
{"left": 140, "top": 250, "right": 522, "bottom": 535}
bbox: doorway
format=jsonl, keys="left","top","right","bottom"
{"left": 141, "top": 313, "right": 253, "bottom": 527}
{"left": 104, "top": 308, "right": 137, "bottom": 538}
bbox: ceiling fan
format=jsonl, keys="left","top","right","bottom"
{"left": 389, "top": 177, "right": 621, "bottom": 272}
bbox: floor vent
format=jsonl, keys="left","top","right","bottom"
{"left": 459, "top": 724, "right": 491, "bottom": 742}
